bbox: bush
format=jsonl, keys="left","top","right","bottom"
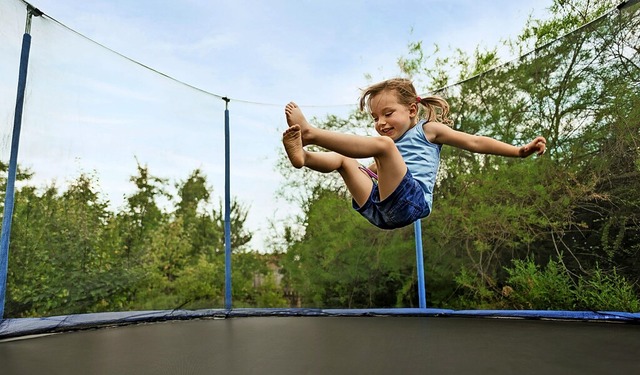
{"left": 501, "top": 257, "right": 640, "bottom": 312}
{"left": 576, "top": 266, "right": 640, "bottom": 312}
{"left": 504, "top": 257, "right": 575, "bottom": 310}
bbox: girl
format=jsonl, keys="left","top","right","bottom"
{"left": 282, "top": 78, "right": 546, "bottom": 229}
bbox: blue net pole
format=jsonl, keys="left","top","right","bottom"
{"left": 223, "top": 98, "right": 232, "bottom": 310}
{"left": 414, "top": 220, "right": 427, "bottom": 308}
{"left": 0, "top": 6, "right": 41, "bottom": 319}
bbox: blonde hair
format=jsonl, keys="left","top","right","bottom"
{"left": 359, "top": 78, "right": 453, "bottom": 126}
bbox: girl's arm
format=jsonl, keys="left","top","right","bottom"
{"left": 424, "top": 122, "right": 546, "bottom": 157}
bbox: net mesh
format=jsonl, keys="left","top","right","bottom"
{"left": 1, "top": 0, "right": 638, "bottom": 317}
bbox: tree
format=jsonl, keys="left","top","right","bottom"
{"left": 6, "top": 173, "right": 137, "bottom": 316}
{"left": 278, "top": 0, "right": 640, "bottom": 311}
{"left": 4, "top": 161, "right": 280, "bottom": 315}
{"left": 129, "top": 168, "right": 261, "bottom": 310}
{"left": 115, "top": 161, "right": 169, "bottom": 266}
{"left": 282, "top": 187, "right": 420, "bottom": 308}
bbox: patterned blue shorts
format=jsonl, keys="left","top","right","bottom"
{"left": 353, "top": 169, "right": 430, "bottom": 229}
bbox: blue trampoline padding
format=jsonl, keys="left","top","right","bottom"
{"left": 1, "top": 308, "right": 639, "bottom": 339}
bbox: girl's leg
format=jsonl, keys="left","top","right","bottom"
{"left": 283, "top": 125, "right": 373, "bottom": 207}
{"left": 285, "top": 102, "right": 406, "bottom": 200}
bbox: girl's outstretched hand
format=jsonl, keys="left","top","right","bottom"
{"left": 519, "top": 136, "right": 547, "bottom": 158}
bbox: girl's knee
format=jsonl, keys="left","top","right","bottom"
{"left": 375, "top": 136, "right": 398, "bottom": 155}
{"left": 341, "top": 157, "right": 361, "bottom": 170}
{"left": 377, "top": 136, "right": 396, "bottom": 148}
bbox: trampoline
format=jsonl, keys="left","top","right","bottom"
{"left": 1, "top": 309, "right": 640, "bottom": 374}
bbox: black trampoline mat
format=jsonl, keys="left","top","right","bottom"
{"left": 1, "top": 316, "right": 639, "bottom": 374}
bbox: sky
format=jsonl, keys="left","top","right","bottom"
{"left": 1, "top": 0, "right": 555, "bottom": 250}
{"left": 19, "top": 0, "right": 554, "bottom": 105}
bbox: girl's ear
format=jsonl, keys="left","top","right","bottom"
{"left": 409, "top": 102, "right": 418, "bottom": 118}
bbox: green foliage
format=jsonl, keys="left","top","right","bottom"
{"left": 116, "top": 162, "right": 168, "bottom": 266}
{"left": 507, "top": 258, "right": 640, "bottom": 312}
{"left": 2, "top": 161, "right": 283, "bottom": 317}
{"left": 277, "top": 0, "right": 640, "bottom": 312}
{"left": 231, "top": 252, "right": 288, "bottom": 308}
{"left": 453, "top": 257, "right": 640, "bottom": 312}
{"left": 520, "top": 0, "right": 619, "bottom": 48}
{"left": 452, "top": 266, "right": 496, "bottom": 309}
{"left": 503, "top": 257, "right": 575, "bottom": 310}
{"left": 6, "top": 174, "right": 139, "bottom": 316}
{"left": 575, "top": 267, "right": 640, "bottom": 312}
{"left": 282, "top": 188, "right": 419, "bottom": 308}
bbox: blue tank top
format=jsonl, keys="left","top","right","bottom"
{"left": 394, "top": 120, "right": 441, "bottom": 209}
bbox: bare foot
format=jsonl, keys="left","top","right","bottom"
{"left": 285, "top": 102, "right": 313, "bottom": 145}
{"left": 282, "top": 124, "right": 305, "bottom": 168}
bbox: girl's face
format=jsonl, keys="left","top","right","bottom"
{"left": 370, "top": 90, "right": 417, "bottom": 141}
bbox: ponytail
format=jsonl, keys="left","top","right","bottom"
{"left": 417, "top": 96, "right": 453, "bottom": 127}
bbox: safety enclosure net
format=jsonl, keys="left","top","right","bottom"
{"left": 0, "top": 0, "right": 639, "bottom": 324}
